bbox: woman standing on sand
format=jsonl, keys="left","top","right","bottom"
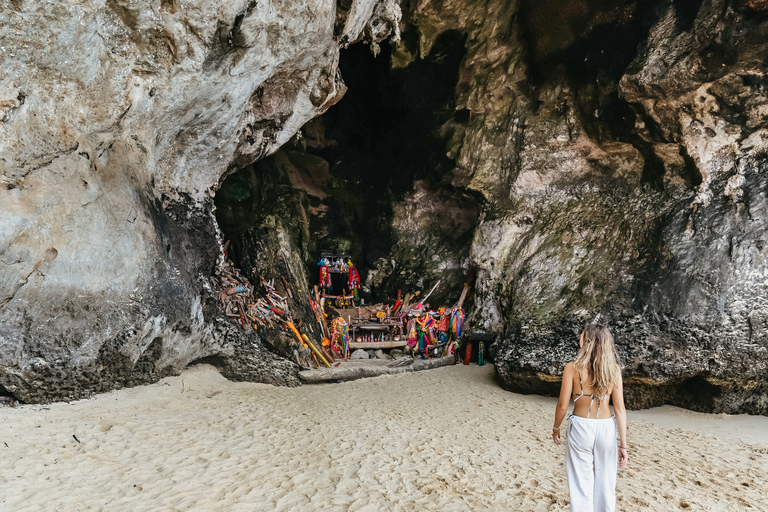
{"left": 552, "top": 324, "right": 628, "bottom": 512}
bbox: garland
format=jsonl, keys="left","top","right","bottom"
{"left": 330, "top": 317, "right": 350, "bottom": 359}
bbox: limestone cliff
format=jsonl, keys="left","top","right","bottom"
{"left": 0, "top": 0, "right": 400, "bottom": 402}
{"left": 3, "top": 0, "right": 768, "bottom": 414}
{"left": 393, "top": 0, "right": 768, "bottom": 413}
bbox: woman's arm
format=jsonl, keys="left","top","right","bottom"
{"left": 612, "top": 372, "right": 628, "bottom": 468}
{"left": 553, "top": 363, "right": 574, "bottom": 445}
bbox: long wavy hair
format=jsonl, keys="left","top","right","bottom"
{"left": 574, "top": 324, "right": 621, "bottom": 397}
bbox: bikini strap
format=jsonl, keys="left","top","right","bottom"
{"left": 579, "top": 371, "right": 597, "bottom": 418}
{"left": 572, "top": 370, "right": 585, "bottom": 400}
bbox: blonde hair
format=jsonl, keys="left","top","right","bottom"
{"left": 574, "top": 324, "right": 621, "bottom": 397}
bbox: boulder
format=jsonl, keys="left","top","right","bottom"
{"left": 350, "top": 349, "right": 370, "bottom": 360}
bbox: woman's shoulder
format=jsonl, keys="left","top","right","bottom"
{"left": 563, "top": 361, "right": 577, "bottom": 374}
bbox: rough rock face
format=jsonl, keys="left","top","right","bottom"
{"left": 365, "top": 180, "right": 480, "bottom": 305}
{"left": 214, "top": 152, "right": 327, "bottom": 364}
{"left": 3, "top": 0, "right": 768, "bottom": 416}
{"left": 0, "top": 0, "right": 399, "bottom": 402}
{"left": 412, "top": 0, "right": 768, "bottom": 414}
{"left": 284, "top": 0, "right": 768, "bottom": 413}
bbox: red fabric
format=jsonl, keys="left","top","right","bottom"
{"left": 319, "top": 266, "right": 332, "bottom": 289}
{"left": 348, "top": 266, "right": 361, "bottom": 290}
{"left": 438, "top": 315, "right": 450, "bottom": 332}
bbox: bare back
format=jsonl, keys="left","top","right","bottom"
{"left": 568, "top": 362, "right": 613, "bottom": 419}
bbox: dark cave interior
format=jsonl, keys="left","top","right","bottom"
{"left": 213, "top": 0, "right": 728, "bottom": 307}
{"left": 213, "top": 0, "right": 699, "bottom": 304}
{"left": 215, "top": 32, "right": 469, "bottom": 301}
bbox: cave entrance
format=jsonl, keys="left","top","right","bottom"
{"left": 214, "top": 31, "right": 469, "bottom": 305}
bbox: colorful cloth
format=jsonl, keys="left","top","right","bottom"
{"left": 348, "top": 266, "right": 360, "bottom": 290}
{"left": 330, "top": 316, "right": 349, "bottom": 359}
{"left": 319, "top": 266, "right": 332, "bottom": 289}
{"left": 406, "top": 318, "right": 418, "bottom": 348}
{"left": 348, "top": 266, "right": 360, "bottom": 299}
{"left": 420, "top": 316, "right": 436, "bottom": 331}
{"left": 450, "top": 307, "right": 465, "bottom": 339}
{"left": 437, "top": 315, "right": 450, "bottom": 333}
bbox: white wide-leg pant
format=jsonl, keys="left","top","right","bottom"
{"left": 565, "top": 415, "right": 618, "bottom": 512}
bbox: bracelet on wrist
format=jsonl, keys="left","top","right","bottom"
{"left": 552, "top": 427, "right": 560, "bottom": 431}
{"left": 619, "top": 445, "right": 627, "bottom": 449}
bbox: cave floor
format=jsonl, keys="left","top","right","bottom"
{"left": 1, "top": 365, "right": 767, "bottom": 511}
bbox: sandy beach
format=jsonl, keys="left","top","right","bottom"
{"left": 1, "top": 364, "right": 767, "bottom": 512}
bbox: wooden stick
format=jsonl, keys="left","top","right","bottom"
{"left": 321, "top": 345, "right": 336, "bottom": 363}
{"left": 419, "top": 280, "right": 441, "bottom": 305}
{"left": 301, "top": 333, "right": 331, "bottom": 367}
{"left": 456, "top": 283, "right": 470, "bottom": 308}
{"left": 286, "top": 321, "right": 305, "bottom": 345}
{"left": 311, "top": 302, "right": 326, "bottom": 337}
{"left": 319, "top": 304, "right": 332, "bottom": 339}
{"left": 312, "top": 285, "right": 333, "bottom": 338}
{"left": 281, "top": 276, "right": 293, "bottom": 299}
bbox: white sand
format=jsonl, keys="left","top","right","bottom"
{"left": 1, "top": 364, "right": 767, "bottom": 512}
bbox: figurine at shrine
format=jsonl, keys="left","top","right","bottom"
{"left": 436, "top": 307, "right": 450, "bottom": 343}
{"left": 406, "top": 313, "right": 419, "bottom": 349}
{"left": 348, "top": 265, "right": 361, "bottom": 300}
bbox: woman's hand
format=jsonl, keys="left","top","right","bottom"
{"left": 618, "top": 447, "right": 628, "bottom": 468}
{"left": 553, "top": 429, "right": 561, "bottom": 445}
